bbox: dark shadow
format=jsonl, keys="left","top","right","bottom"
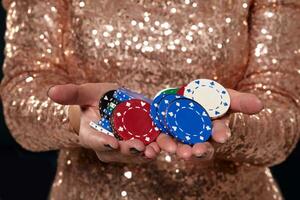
{"left": 0, "top": 2, "right": 58, "bottom": 200}
{"left": 0, "top": 1, "right": 299, "bottom": 200}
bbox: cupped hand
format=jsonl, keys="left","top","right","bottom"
{"left": 156, "top": 89, "right": 264, "bottom": 161}
{"left": 48, "top": 83, "right": 160, "bottom": 164}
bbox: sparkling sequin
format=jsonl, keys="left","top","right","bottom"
{"left": 1, "top": 0, "right": 299, "bottom": 199}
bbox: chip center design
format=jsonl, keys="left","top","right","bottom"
{"left": 193, "top": 86, "right": 221, "bottom": 110}
{"left": 123, "top": 107, "right": 150, "bottom": 136}
{"left": 175, "top": 107, "right": 203, "bottom": 135}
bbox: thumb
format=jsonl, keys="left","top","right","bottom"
{"left": 47, "top": 83, "right": 118, "bottom": 106}
{"left": 227, "top": 89, "right": 264, "bottom": 114}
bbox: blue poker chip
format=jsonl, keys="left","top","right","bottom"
{"left": 150, "top": 93, "right": 169, "bottom": 133}
{"left": 113, "top": 88, "right": 152, "bottom": 103}
{"left": 165, "top": 98, "right": 212, "bottom": 145}
{"left": 98, "top": 118, "right": 113, "bottom": 132}
{"left": 113, "top": 91, "right": 130, "bottom": 102}
{"left": 157, "top": 94, "right": 183, "bottom": 133}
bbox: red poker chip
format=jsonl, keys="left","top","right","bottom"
{"left": 177, "top": 85, "right": 186, "bottom": 95}
{"left": 111, "top": 99, "right": 161, "bottom": 145}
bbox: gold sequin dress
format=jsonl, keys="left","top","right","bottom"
{"left": 1, "top": 0, "right": 300, "bottom": 199}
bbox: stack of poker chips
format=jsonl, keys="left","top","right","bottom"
{"left": 150, "top": 79, "right": 230, "bottom": 144}
{"left": 90, "top": 79, "right": 230, "bottom": 145}
{"left": 91, "top": 88, "right": 160, "bottom": 145}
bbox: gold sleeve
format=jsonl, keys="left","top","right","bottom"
{"left": 0, "top": 0, "right": 81, "bottom": 151}
{"left": 215, "top": 0, "right": 300, "bottom": 166}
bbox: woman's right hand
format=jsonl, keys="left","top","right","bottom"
{"left": 47, "top": 83, "right": 160, "bottom": 164}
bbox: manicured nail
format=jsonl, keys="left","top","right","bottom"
{"left": 142, "top": 154, "right": 153, "bottom": 160}
{"left": 218, "top": 131, "right": 231, "bottom": 143}
{"left": 104, "top": 144, "right": 114, "bottom": 150}
{"left": 47, "top": 85, "right": 56, "bottom": 97}
{"left": 196, "top": 152, "right": 206, "bottom": 158}
{"left": 130, "top": 148, "right": 141, "bottom": 154}
{"left": 226, "top": 130, "right": 231, "bottom": 138}
{"left": 218, "top": 137, "right": 227, "bottom": 144}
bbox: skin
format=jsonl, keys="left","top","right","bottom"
{"left": 48, "top": 83, "right": 263, "bottom": 163}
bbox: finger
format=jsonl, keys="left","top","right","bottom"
{"left": 227, "top": 89, "right": 264, "bottom": 114}
{"left": 156, "top": 134, "right": 177, "bottom": 154}
{"left": 192, "top": 143, "right": 208, "bottom": 157}
{"left": 192, "top": 142, "right": 214, "bottom": 160}
{"left": 144, "top": 146, "right": 157, "bottom": 159}
{"left": 80, "top": 128, "right": 119, "bottom": 151}
{"left": 176, "top": 143, "right": 193, "bottom": 160}
{"left": 48, "top": 83, "right": 118, "bottom": 106}
{"left": 119, "top": 139, "right": 145, "bottom": 156}
{"left": 95, "top": 150, "right": 128, "bottom": 163}
{"left": 212, "top": 120, "right": 231, "bottom": 143}
{"left": 148, "top": 142, "right": 160, "bottom": 154}
{"left": 80, "top": 116, "right": 119, "bottom": 150}
{"left": 95, "top": 151, "right": 113, "bottom": 163}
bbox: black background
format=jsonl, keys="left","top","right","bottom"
{"left": 0, "top": 1, "right": 299, "bottom": 200}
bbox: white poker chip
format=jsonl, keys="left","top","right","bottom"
{"left": 183, "top": 79, "right": 230, "bottom": 119}
{"left": 89, "top": 121, "right": 115, "bottom": 137}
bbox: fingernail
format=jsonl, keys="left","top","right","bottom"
{"left": 218, "top": 137, "right": 227, "bottom": 144}
{"left": 142, "top": 154, "right": 153, "bottom": 160}
{"left": 130, "top": 148, "right": 141, "bottom": 154}
{"left": 219, "top": 132, "right": 231, "bottom": 143}
{"left": 226, "top": 130, "right": 231, "bottom": 138}
{"left": 47, "top": 85, "right": 56, "bottom": 97}
{"left": 104, "top": 144, "right": 114, "bottom": 150}
{"left": 196, "top": 152, "right": 206, "bottom": 158}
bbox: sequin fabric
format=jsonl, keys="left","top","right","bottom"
{"left": 1, "top": 0, "right": 299, "bottom": 199}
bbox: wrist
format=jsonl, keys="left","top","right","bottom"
{"left": 68, "top": 105, "right": 81, "bottom": 135}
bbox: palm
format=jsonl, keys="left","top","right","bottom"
{"left": 48, "top": 83, "right": 160, "bottom": 163}
{"left": 156, "top": 89, "right": 264, "bottom": 160}
{"left": 48, "top": 83, "right": 263, "bottom": 162}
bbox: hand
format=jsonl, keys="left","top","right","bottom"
{"left": 156, "top": 89, "right": 264, "bottom": 161}
{"left": 48, "top": 83, "right": 160, "bottom": 164}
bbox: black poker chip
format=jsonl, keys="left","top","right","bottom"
{"left": 99, "top": 90, "right": 119, "bottom": 118}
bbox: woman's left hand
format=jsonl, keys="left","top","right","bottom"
{"left": 156, "top": 89, "right": 264, "bottom": 161}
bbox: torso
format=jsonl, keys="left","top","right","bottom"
{"left": 64, "top": 0, "right": 249, "bottom": 92}
{"left": 51, "top": 0, "right": 282, "bottom": 199}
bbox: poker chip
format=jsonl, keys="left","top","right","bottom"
{"left": 154, "top": 88, "right": 179, "bottom": 98}
{"left": 183, "top": 79, "right": 230, "bottom": 119}
{"left": 113, "top": 88, "right": 152, "bottom": 103}
{"left": 99, "top": 90, "right": 118, "bottom": 117}
{"left": 89, "top": 121, "right": 115, "bottom": 137}
{"left": 103, "top": 107, "right": 113, "bottom": 116}
{"left": 108, "top": 101, "right": 117, "bottom": 109}
{"left": 99, "top": 118, "right": 113, "bottom": 132}
{"left": 157, "top": 94, "right": 182, "bottom": 130}
{"left": 111, "top": 99, "right": 161, "bottom": 145}
{"left": 177, "top": 85, "right": 186, "bottom": 95}
{"left": 102, "top": 102, "right": 117, "bottom": 116}
{"left": 165, "top": 98, "right": 212, "bottom": 145}
{"left": 150, "top": 94, "right": 169, "bottom": 133}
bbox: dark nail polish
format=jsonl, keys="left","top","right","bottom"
{"left": 130, "top": 148, "right": 141, "bottom": 154}
{"left": 104, "top": 144, "right": 114, "bottom": 150}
